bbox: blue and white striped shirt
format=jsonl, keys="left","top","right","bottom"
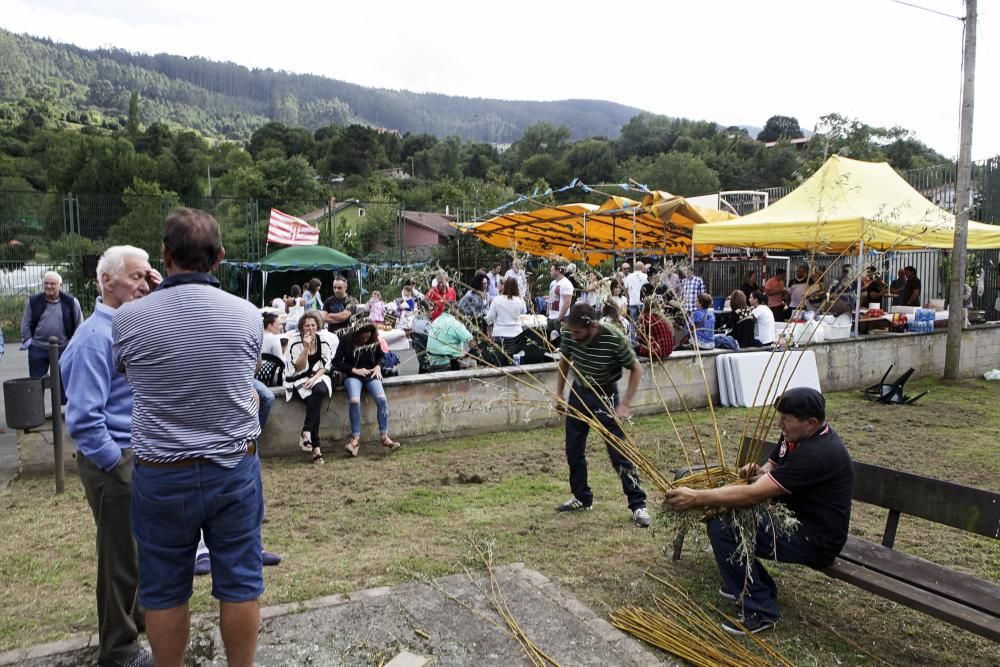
{"left": 113, "top": 273, "right": 262, "bottom": 467}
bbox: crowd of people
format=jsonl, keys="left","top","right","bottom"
{"left": 248, "top": 257, "right": 942, "bottom": 390}
{"left": 18, "top": 218, "right": 977, "bottom": 659}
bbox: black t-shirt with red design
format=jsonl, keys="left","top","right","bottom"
{"left": 767, "top": 425, "right": 854, "bottom": 566}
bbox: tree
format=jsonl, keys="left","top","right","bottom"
{"left": 126, "top": 91, "right": 140, "bottom": 141}
{"left": 317, "top": 124, "right": 386, "bottom": 176}
{"left": 617, "top": 113, "right": 682, "bottom": 159}
{"left": 564, "top": 139, "right": 618, "bottom": 184}
{"left": 257, "top": 155, "right": 327, "bottom": 206}
{"left": 506, "top": 122, "right": 571, "bottom": 172}
{"left": 414, "top": 136, "right": 462, "bottom": 181}
{"left": 401, "top": 133, "right": 438, "bottom": 161}
{"left": 799, "top": 113, "right": 945, "bottom": 174}
{"left": 632, "top": 152, "right": 720, "bottom": 196}
{"left": 756, "top": 115, "right": 804, "bottom": 143}
{"left": 461, "top": 143, "right": 500, "bottom": 180}
{"left": 106, "top": 179, "right": 177, "bottom": 258}
{"left": 520, "top": 154, "right": 567, "bottom": 188}
{"left": 249, "top": 122, "right": 290, "bottom": 159}
{"left": 135, "top": 122, "right": 174, "bottom": 158}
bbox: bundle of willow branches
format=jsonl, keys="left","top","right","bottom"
{"left": 609, "top": 571, "right": 794, "bottom": 667}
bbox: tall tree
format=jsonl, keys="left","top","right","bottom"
{"left": 756, "top": 115, "right": 804, "bottom": 142}
{"left": 126, "top": 91, "right": 140, "bottom": 141}
{"left": 632, "top": 152, "right": 720, "bottom": 196}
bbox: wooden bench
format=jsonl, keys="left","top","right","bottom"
{"left": 672, "top": 439, "right": 1000, "bottom": 640}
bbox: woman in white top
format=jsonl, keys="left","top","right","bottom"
{"left": 283, "top": 285, "right": 306, "bottom": 331}
{"left": 283, "top": 312, "right": 339, "bottom": 464}
{"left": 749, "top": 290, "right": 776, "bottom": 347}
{"left": 261, "top": 312, "right": 285, "bottom": 359}
{"left": 485, "top": 276, "right": 527, "bottom": 359}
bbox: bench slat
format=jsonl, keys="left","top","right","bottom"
{"left": 824, "top": 559, "right": 1000, "bottom": 642}
{"left": 852, "top": 461, "right": 1000, "bottom": 539}
{"left": 838, "top": 535, "right": 1000, "bottom": 617}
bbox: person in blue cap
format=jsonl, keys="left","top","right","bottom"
{"left": 666, "top": 387, "right": 854, "bottom": 635}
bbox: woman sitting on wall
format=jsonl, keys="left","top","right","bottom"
{"left": 725, "top": 289, "right": 756, "bottom": 349}
{"left": 748, "top": 290, "right": 776, "bottom": 347}
{"left": 284, "top": 311, "right": 339, "bottom": 464}
{"left": 333, "top": 320, "right": 400, "bottom": 457}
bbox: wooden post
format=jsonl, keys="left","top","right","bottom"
{"left": 48, "top": 338, "right": 64, "bottom": 494}
{"left": 945, "top": 0, "right": 977, "bottom": 379}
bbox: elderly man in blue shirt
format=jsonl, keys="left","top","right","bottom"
{"left": 61, "top": 245, "right": 159, "bottom": 667}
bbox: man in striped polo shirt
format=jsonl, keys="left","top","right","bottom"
{"left": 113, "top": 208, "right": 264, "bottom": 667}
{"left": 554, "top": 302, "right": 651, "bottom": 527}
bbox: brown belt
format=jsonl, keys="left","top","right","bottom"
{"left": 137, "top": 441, "right": 257, "bottom": 468}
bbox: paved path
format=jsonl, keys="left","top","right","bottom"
{"left": 0, "top": 347, "right": 29, "bottom": 491}
{"left": 1, "top": 564, "right": 670, "bottom": 666}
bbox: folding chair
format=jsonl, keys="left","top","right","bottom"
{"left": 864, "top": 365, "right": 927, "bottom": 405}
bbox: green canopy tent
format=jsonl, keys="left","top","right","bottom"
{"left": 225, "top": 245, "right": 363, "bottom": 305}
{"left": 254, "top": 245, "right": 361, "bottom": 271}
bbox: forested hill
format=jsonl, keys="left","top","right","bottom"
{"left": 0, "top": 29, "right": 642, "bottom": 142}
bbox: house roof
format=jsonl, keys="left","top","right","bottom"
{"left": 299, "top": 200, "right": 361, "bottom": 223}
{"left": 402, "top": 210, "right": 458, "bottom": 238}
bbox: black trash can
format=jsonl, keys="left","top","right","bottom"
{"left": 4, "top": 377, "right": 46, "bottom": 430}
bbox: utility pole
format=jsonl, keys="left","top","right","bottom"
{"left": 944, "top": 0, "right": 977, "bottom": 379}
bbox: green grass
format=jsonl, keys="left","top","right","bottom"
{"left": 1, "top": 376, "right": 998, "bottom": 665}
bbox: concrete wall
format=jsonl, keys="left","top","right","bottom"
{"left": 17, "top": 325, "right": 1000, "bottom": 474}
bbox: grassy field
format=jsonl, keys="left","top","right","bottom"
{"left": 1, "top": 376, "right": 998, "bottom": 665}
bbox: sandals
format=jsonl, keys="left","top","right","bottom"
{"left": 299, "top": 432, "right": 313, "bottom": 452}
{"left": 344, "top": 438, "right": 360, "bottom": 457}
{"left": 380, "top": 435, "right": 401, "bottom": 451}
{"left": 311, "top": 451, "right": 325, "bottom": 465}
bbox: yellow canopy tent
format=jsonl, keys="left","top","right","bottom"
{"left": 692, "top": 155, "right": 1000, "bottom": 251}
{"left": 462, "top": 194, "right": 727, "bottom": 265}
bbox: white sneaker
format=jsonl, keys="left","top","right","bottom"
{"left": 632, "top": 507, "right": 652, "bottom": 528}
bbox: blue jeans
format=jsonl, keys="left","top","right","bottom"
{"left": 131, "top": 454, "right": 264, "bottom": 609}
{"left": 565, "top": 385, "right": 647, "bottom": 511}
{"left": 28, "top": 344, "right": 52, "bottom": 378}
{"left": 29, "top": 344, "right": 67, "bottom": 404}
{"left": 707, "top": 513, "right": 818, "bottom": 621}
{"left": 343, "top": 377, "right": 389, "bottom": 437}
{"left": 253, "top": 379, "right": 274, "bottom": 431}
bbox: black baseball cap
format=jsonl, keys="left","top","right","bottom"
{"left": 774, "top": 387, "right": 825, "bottom": 422}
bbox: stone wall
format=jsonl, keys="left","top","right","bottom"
{"left": 17, "top": 325, "right": 1000, "bottom": 474}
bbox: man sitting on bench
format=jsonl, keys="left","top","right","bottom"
{"left": 666, "top": 387, "right": 854, "bottom": 635}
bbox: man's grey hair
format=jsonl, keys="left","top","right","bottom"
{"left": 97, "top": 246, "right": 149, "bottom": 296}
{"left": 43, "top": 271, "right": 63, "bottom": 285}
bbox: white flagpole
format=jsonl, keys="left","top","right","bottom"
{"left": 853, "top": 237, "right": 864, "bottom": 338}
{"left": 261, "top": 241, "right": 270, "bottom": 307}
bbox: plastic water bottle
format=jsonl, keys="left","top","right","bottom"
{"left": 513, "top": 352, "right": 524, "bottom": 366}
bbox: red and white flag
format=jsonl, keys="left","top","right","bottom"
{"left": 267, "top": 208, "right": 320, "bottom": 246}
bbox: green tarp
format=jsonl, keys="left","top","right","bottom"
{"left": 250, "top": 245, "right": 361, "bottom": 272}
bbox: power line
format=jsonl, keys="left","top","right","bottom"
{"left": 888, "top": 0, "right": 964, "bottom": 21}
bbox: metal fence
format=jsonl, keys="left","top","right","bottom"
{"left": 1, "top": 155, "right": 998, "bottom": 331}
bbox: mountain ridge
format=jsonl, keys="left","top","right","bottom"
{"left": 0, "top": 29, "right": 648, "bottom": 143}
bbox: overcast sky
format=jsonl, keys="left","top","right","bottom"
{"left": 4, "top": 0, "right": 997, "bottom": 160}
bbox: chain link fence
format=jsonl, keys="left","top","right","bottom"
{"left": 0, "top": 156, "right": 998, "bottom": 335}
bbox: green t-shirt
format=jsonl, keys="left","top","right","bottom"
{"left": 559, "top": 323, "right": 636, "bottom": 388}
